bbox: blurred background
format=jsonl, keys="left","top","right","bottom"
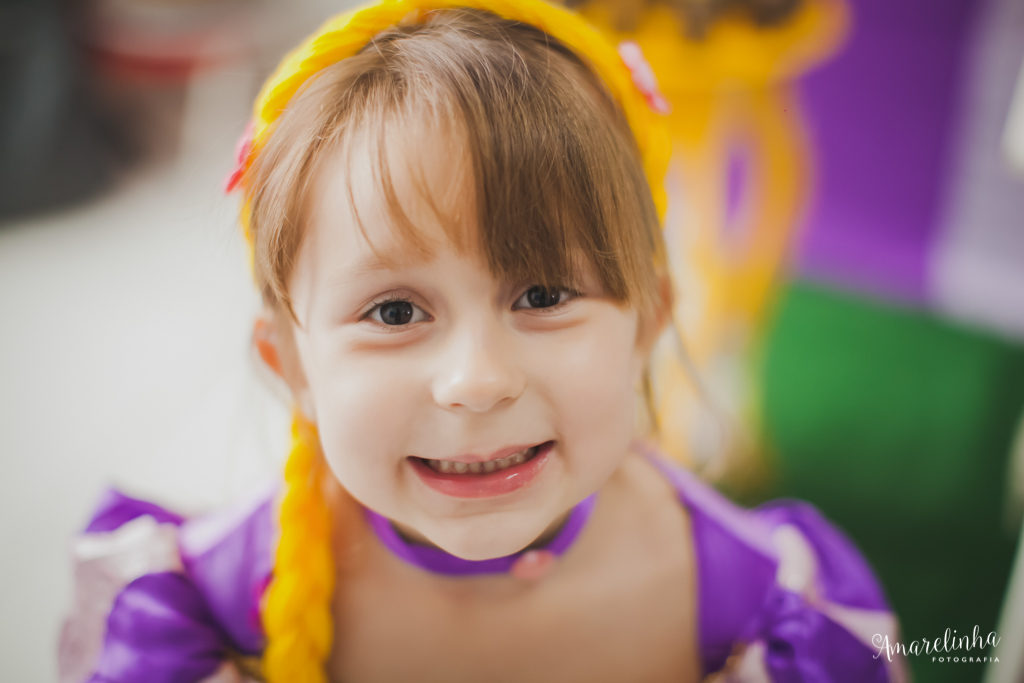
{"left": 580, "top": 1, "right": 1024, "bottom": 682}
{"left": 1, "top": 0, "right": 1023, "bottom": 681}
{"left": 1, "top": 0, "right": 348, "bottom": 679}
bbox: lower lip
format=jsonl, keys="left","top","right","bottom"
{"left": 409, "top": 442, "right": 554, "bottom": 499}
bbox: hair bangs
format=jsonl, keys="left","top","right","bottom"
{"left": 379, "top": 9, "right": 660, "bottom": 303}
{"left": 248, "top": 8, "right": 663, "bottom": 321}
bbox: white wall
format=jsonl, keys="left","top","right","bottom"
{"left": 0, "top": 50, "right": 289, "bottom": 683}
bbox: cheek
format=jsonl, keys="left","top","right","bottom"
{"left": 300, "top": 345, "right": 421, "bottom": 492}
{"left": 532, "top": 314, "right": 640, "bottom": 443}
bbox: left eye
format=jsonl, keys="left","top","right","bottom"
{"left": 366, "top": 298, "right": 429, "bottom": 326}
{"left": 513, "top": 285, "right": 577, "bottom": 310}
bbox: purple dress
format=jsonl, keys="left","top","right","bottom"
{"left": 59, "top": 455, "right": 903, "bottom": 682}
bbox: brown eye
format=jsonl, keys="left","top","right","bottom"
{"left": 527, "top": 286, "right": 560, "bottom": 308}
{"left": 380, "top": 301, "right": 414, "bottom": 325}
{"left": 366, "top": 298, "right": 427, "bottom": 327}
{"left": 515, "top": 286, "right": 576, "bottom": 310}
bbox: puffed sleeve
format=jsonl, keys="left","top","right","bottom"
{"left": 640, "top": 452, "right": 906, "bottom": 683}
{"left": 59, "top": 489, "right": 274, "bottom": 683}
{"left": 715, "top": 502, "right": 907, "bottom": 683}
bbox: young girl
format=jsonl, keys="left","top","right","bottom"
{"left": 59, "top": 0, "right": 902, "bottom": 680}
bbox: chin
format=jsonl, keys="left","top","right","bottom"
{"left": 425, "top": 514, "right": 551, "bottom": 561}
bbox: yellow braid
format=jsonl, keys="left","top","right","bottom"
{"left": 262, "top": 413, "right": 335, "bottom": 683}
{"left": 241, "top": 3, "right": 672, "bottom": 680}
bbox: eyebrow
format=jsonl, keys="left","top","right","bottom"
{"left": 327, "top": 245, "right": 437, "bottom": 289}
{"left": 352, "top": 247, "right": 434, "bottom": 273}
{"left": 349, "top": 254, "right": 402, "bottom": 274}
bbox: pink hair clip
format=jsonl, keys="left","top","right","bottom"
{"left": 618, "top": 41, "right": 671, "bottom": 116}
{"left": 223, "top": 120, "right": 255, "bottom": 194}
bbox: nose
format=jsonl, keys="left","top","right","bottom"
{"left": 431, "top": 319, "right": 526, "bottom": 413}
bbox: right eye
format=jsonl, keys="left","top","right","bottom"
{"left": 364, "top": 297, "right": 429, "bottom": 327}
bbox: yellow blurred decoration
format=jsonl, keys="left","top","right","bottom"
{"left": 580, "top": 0, "right": 849, "bottom": 474}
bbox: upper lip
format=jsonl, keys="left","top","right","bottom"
{"left": 424, "top": 442, "right": 545, "bottom": 463}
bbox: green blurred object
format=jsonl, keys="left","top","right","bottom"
{"left": 757, "top": 280, "right": 1023, "bottom": 683}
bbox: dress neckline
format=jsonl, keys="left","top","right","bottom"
{"left": 362, "top": 494, "right": 598, "bottom": 576}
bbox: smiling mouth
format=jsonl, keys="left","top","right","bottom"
{"left": 412, "top": 442, "right": 550, "bottom": 475}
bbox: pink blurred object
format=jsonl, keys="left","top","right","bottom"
{"left": 80, "top": 0, "right": 253, "bottom": 81}
{"left": 78, "top": 0, "right": 256, "bottom": 163}
{"left": 617, "top": 40, "right": 671, "bottom": 115}
{"left": 223, "top": 120, "right": 254, "bottom": 193}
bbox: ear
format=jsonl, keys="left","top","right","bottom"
{"left": 637, "top": 273, "right": 673, "bottom": 356}
{"left": 253, "top": 316, "right": 284, "bottom": 376}
{"left": 251, "top": 311, "right": 316, "bottom": 419}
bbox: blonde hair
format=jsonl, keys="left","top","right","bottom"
{"left": 236, "top": 3, "right": 671, "bottom": 680}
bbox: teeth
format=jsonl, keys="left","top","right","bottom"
{"left": 423, "top": 446, "right": 538, "bottom": 475}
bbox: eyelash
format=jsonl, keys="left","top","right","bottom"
{"left": 361, "top": 286, "right": 580, "bottom": 328}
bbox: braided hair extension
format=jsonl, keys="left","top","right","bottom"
{"left": 261, "top": 413, "right": 335, "bottom": 682}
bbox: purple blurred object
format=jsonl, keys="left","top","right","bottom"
{"left": 794, "top": 0, "right": 981, "bottom": 305}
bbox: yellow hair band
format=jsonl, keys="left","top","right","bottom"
{"left": 231, "top": 0, "right": 670, "bottom": 238}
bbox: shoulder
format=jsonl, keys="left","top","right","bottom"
{"left": 640, "top": 450, "right": 906, "bottom": 683}
{"left": 59, "top": 487, "right": 277, "bottom": 683}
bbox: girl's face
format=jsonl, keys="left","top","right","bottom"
{"left": 277, "top": 128, "right": 654, "bottom": 560}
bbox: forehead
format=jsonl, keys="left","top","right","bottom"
{"left": 304, "top": 115, "right": 478, "bottom": 274}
